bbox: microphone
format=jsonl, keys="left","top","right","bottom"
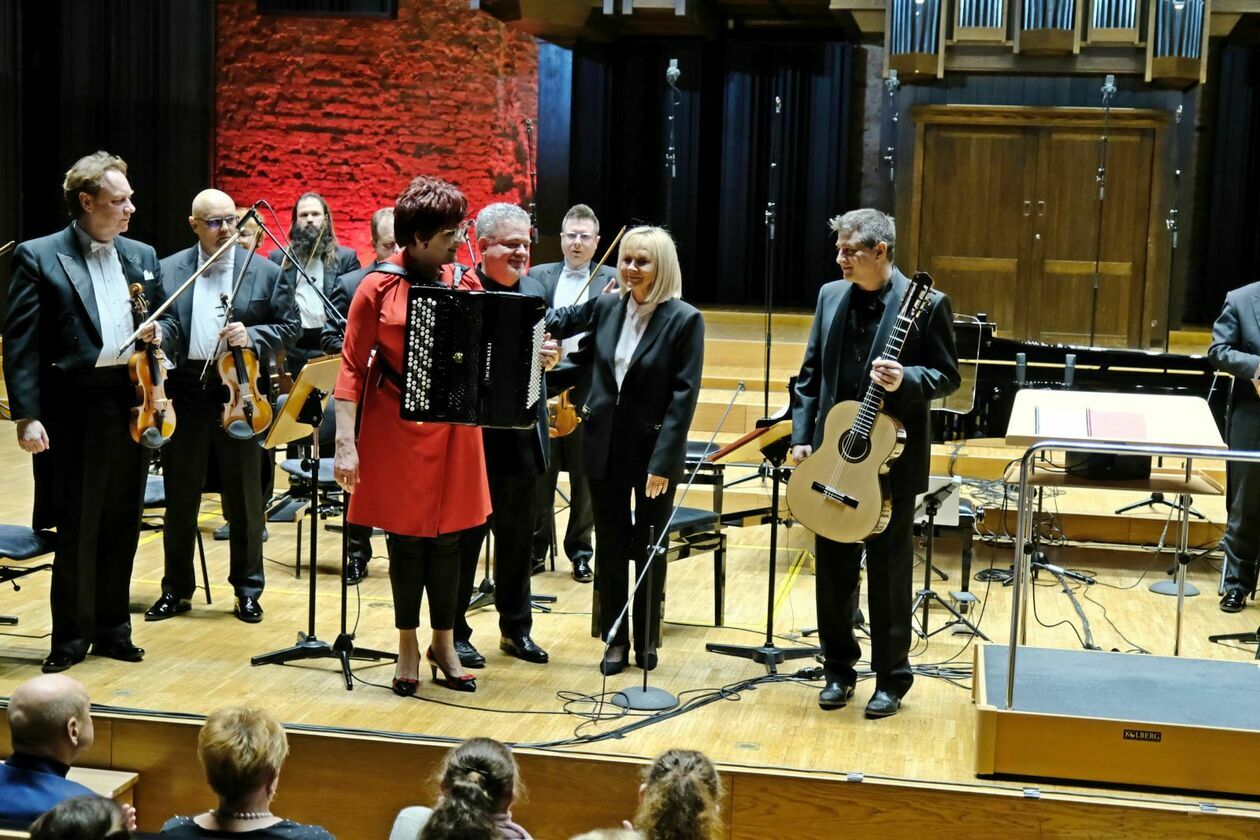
{"left": 1101, "top": 74, "right": 1117, "bottom": 104}
{"left": 1064, "top": 354, "right": 1076, "bottom": 389}
{"left": 666, "top": 58, "right": 680, "bottom": 86}
{"left": 1015, "top": 352, "right": 1027, "bottom": 388}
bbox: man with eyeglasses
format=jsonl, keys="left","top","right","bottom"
{"left": 527, "top": 204, "right": 618, "bottom": 583}
{"left": 452, "top": 202, "right": 558, "bottom": 668}
{"left": 791, "top": 208, "right": 959, "bottom": 719}
{"left": 143, "top": 188, "right": 300, "bottom": 625}
{"left": 4, "top": 151, "right": 170, "bottom": 672}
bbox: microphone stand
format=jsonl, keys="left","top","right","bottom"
{"left": 1087, "top": 74, "right": 1116, "bottom": 347}
{"left": 664, "top": 59, "right": 681, "bottom": 226}
{"left": 524, "top": 119, "right": 539, "bottom": 245}
{"left": 256, "top": 206, "right": 347, "bottom": 333}
{"left": 0, "top": 240, "right": 14, "bottom": 257}
{"left": 603, "top": 383, "right": 745, "bottom": 712}
{"left": 882, "top": 70, "right": 901, "bottom": 210}
{"left": 761, "top": 95, "right": 783, "bottom": 421}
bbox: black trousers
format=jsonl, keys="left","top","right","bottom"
{"left": 455, "top": 474, "right": 538, "bottom": 641}
{"left": 386, "top": 531, "right": 461, "bottom": 630}
{"left": 1223, "top": 404, "right": 1260, "bottom": 595}
{"left": 589, "top": 476, "right": 675, "bottom": 651}
{"left": 813, "top": 492, "right": 917, "bottom": 697}
{"left": 532, "top": 428, "right": 594, "bottom": 564}
{"left": 43, "top": 369, "right": 147, "bottom": 657}
{"left": 161, "top": 375, "right": 265, "bottom": 600}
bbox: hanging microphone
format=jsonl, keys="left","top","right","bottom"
{"left": 1101, "top": 74, "right": 1117, "bottom": 103}
{"left": 1015, "top": 352, "right": 1027, "bottom": 388}
{"left": 666, "top": 58, "right": 680, "bottom": 86}
{"left": 1064, "top": 353, "right": 1076, "bottom": 389}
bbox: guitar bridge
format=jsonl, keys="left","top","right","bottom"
{"left": 811, "top": 481, "right": 859, "bottom": 509}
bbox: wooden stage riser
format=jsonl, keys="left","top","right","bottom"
{"left": 2, "top": 714, "right": 1255, "bottom": 840}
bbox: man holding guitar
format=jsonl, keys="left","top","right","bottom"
{"left": 790, "top": 209, "right": 959, "bottom": 719}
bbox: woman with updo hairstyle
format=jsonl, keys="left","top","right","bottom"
{"left": 388, "top": 737, "right": 531, "bottom": 840}
{"left": 161, "top": 706, "right": 332, "bottom": 838}
{"left": 631, "top": 749, "right": 723, "bottom": 840}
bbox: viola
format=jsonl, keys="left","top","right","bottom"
{"left": 127, "top": 283, "right": 176, "bottom": 449}
{"left": 547, "top": 387, "right": 580, "bottom": 439}
{"left": 216, "top": 292, "right": 274, "bottom": 440}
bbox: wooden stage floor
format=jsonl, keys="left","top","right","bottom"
{"left": 3, "top": 437, "right": 1260, "bottom": 830}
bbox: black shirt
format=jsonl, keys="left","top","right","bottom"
{"left": 836, "top": 284, "right": 887, "bottom": 401}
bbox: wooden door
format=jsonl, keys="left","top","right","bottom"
{"left": 917, "top": 124, "right": 1039, "bottom": 337}
{"left": 1030, "top": 126, "right": 1155, "bottom": 346}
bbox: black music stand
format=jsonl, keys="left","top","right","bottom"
{"left": 705, "top": 421, "right": 821, "bottom": 674}
{"left": 911, "top": 479, "right": 988, "bottom": 641}
{"left": 251, "top": 357, "right": 395, "bottom": 689}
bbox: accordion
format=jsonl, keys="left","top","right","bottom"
{"left": 400, "top": 285, "right": 546, "bottom": 429}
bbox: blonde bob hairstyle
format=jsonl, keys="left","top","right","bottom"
{"left": 197, "top": 706, "right": 290, "bottom": 805}
{"left": 617, "top": 226, "right": 682, "bottom": 305}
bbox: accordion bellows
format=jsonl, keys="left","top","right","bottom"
{"left": 401, "top": 285, "right": 546, "bottom": 429}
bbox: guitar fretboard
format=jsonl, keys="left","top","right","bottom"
{"left": 850, "top": 283, "right": 929, "bottom": 439}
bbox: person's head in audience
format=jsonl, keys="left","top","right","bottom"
{"left": 633, "top": 749, "right": 723, "bottom": 840}
{"left": 570, "top": 831, "right": 642, "bottom": 840}
{"left": 28, "top": 795, "right": 128, "bottom": 840}
{"left": 198, "top": 707, "right": 289, "bottom": 819}
{"left": 8, "top": 674, "right": 94, "bottom": 766}
{"left": 421, "top": 737, "right": 522, "bottom": 839}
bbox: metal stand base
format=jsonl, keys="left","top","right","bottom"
{"left": 911, "top": 588, "right": 989, "bottom": 640}
{"left": 1150, "top": 578, "right": 1199, "bottom": 597}
{"left": 612, "top": 685, "right": 678, "bottom": 711}
{"left": 467, "top": 578, "right": 557, "bottom": 613}
{"left": 250, "top": 631, "right": 395, "bottom": 691}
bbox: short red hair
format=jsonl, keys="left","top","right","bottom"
{"left": 394, "top": 176, "right": 467, "bottom": 247}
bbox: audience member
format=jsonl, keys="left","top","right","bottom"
{"left": 570, "top": 831, "right": 643, "bottom": 840}
{"left": 160, "top": 707, "right": 332, "bottom": 839}
{"left": 630, "top": 750, "right": 723, "bottom": 840}
{"left": 389, "top": 737, "right": 530, "bottom": 840}
{"left": 28, "top": 795, "right": 129, "bottom": 840}
{"left": 0, "top": 674, "right": 97, "bottom": 823}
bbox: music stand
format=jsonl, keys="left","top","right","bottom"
{"left": 251, "top": 356, "right": 395, "bottom": 689}
{"left": 705, "top": 421, "right": 821, "bottom": 674}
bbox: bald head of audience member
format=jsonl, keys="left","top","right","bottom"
{"left": 7, "top": 675, "right": 95, "bottom": 766}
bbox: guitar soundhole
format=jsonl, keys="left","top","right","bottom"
{"left": 838, "top": 430, "right": 870, "bottom": 463}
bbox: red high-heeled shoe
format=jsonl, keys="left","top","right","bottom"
{"left": 425, "top": 647, "right": 477, "bottom": 693}
{"left": 392, "top": 663, "right": 419, "bottom": 698}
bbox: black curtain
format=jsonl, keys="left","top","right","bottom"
{"left": 1199, "top": 45, "right": 1260, "bottom": 324}
{"left": 569, "top": 39, "right": 853, "bottom": 308}
{"left": 0, "top": 0, "right": 214, "bottom": 317}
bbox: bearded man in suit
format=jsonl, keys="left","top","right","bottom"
{"left": 3, "top": 151, "right": 168, "bottom": 672}
{"left": 143, "top": 189, "right": 299, "bottom": 625}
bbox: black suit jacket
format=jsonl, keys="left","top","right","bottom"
{"left": 3, "top": 224, "right": 168, "bottom": 421}
{"left": 529, "top": 260, "right": 618, "bottom": 404}
{"left": 1209, "top": 281, "right": 1260, "bottom": 444}
{"left": 159, "top": 245, "right": 300, "bottom": 367}
{"left": 269, "top": 243, "right": 360, "bottom": 314}
{"left": 548, "top": 294, "right": 705, "bottom": 483}
{"left": 320, "top": 259, "right": 383, "bottom": 355}
{"left": 479, "top": 269, "right": 551, "bottom": 478}
{"left": 791, "top": 268, "right": 960, "bottom": 497}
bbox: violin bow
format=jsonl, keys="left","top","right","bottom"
{"left": 0, "top": 240, "right": 14, "bottom": 257}
{"left": 573, "top": 224, "right": 627, "bottom": 301}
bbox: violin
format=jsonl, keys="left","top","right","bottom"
{"left": 547, "top": 387, "right": 581, "bottom": 439}
{"left": 216, "top": 292, "right": 274, "bottom": 440}
{"left": 127, "top": 284, "right": 176, "bottom": 449}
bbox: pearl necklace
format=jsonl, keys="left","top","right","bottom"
{"left": 211, "top": 808, "right": 273, "bottom": 821}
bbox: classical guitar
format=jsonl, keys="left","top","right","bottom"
{"left": 786, "top": 272, "right": 935, "bottom": 544}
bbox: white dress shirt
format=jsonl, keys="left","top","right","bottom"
{"left": 613, "top": 296, "right": 658, "bottom": 391}
{"left": 295, "top": 259, "right": 326, "bottom": 328}
{"left": 189, "top": 245, "right": 237, "bottom": 361}
{"left": 74, "top": 224, "right": 135, "bottom": 367}
{"left": 553, "top": 262, "right": 591, "bottom": 357}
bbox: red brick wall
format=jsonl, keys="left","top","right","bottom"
{"left": 214, "top": 0, "right": 538, "bottom": 263}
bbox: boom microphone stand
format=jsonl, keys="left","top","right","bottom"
{"left": 1087, "top": 74, "right": 1116, "bottom": 347}
{"left": 761, "top": 94, "right": 783, "bottom": 421}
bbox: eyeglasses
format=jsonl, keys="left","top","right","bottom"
{"left": 198, "top": 216, "right": 239, "bottom": 232}
{"left": 440, "top": 220, "right": 473, "bottom": 239}
{"left": 561, "top": 232, "right": 596, "bottom": 244}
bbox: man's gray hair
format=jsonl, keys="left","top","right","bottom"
{"left": 475, "top": 202, "right": 531, "bottom": 242}
{"left": 829, "top": 208, "right": 896, "bottom": 257}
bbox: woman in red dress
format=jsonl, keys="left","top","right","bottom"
{"left": 332, "top": 176, "right": 488, "bottom": 696}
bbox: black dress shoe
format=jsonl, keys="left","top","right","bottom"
{"left": 600, "top": 645, "right": 628, "bottom": 676}
{"left": 214, "top": 523, "right": 230, "bottom": 541}
{"left": 455, "top": 639, "right": 486, "bottom": 669}
{"left": 865, "top": 689, "right": 902, "bottom": 719}
{"left": 41, "top": 651, "right": 85, "bottom": 673}
{"left": 344, "top": 556, "right": 370, "bottom": 586}
{"left": 91, "top": 641, "right": 145, "bottom": 662}
{"left": 572, "top": 558, "right": 594, "bottom": 583}
{"left": 634, "top": 648, "right": 658, "bottom": 671}
{"left": 818, "top": 681, "right": 856, "bottom": 710}
{"left": 234, "top": 595, "right": 263, "bottom": 623}
{"left": 144, "top": 593, "right": 192, "bottom": 622}
{"left": 530, "top": 557, "right": 546, "bottom": 575}
{"left": 500, "top": 635, "right": 549, "bottom": 663}
{"left": 1220, "top": 589, "right": 1247, "bottom": 613}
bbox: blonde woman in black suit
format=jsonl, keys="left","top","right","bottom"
{"left": 548, "top": 226, "right": 704, "bottom": 674}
